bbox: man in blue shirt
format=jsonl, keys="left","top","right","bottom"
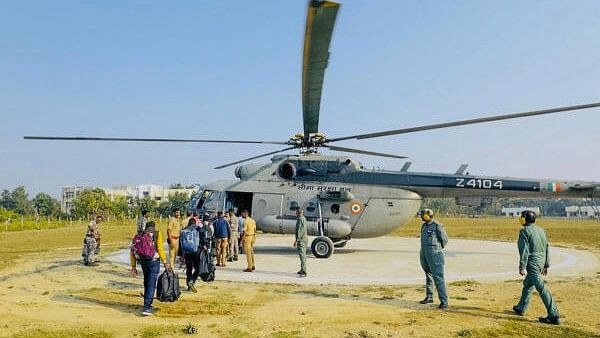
{"left": 212, "top": 211, "right": 231, "bottom": 267}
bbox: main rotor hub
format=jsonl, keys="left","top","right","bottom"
{"left": 289, "top": 132, "right": 327, "bottom": 149}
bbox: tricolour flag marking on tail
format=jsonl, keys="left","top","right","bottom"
{"left": 546, "top": 182, "right": 561, "bottom": 192}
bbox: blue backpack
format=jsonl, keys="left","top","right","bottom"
{"left": 180, "top": 226, "right": 200, "bottom": 253}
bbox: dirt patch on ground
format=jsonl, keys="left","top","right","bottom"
{"left": 2, "top": 221, "right": 600, "bottom": 337}
{"left": 1, "top": 247, "right": 600, "bottom": 337}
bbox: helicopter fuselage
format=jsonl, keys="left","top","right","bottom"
{"left": 188, "top": 154, "right": 600, "bottom": 243}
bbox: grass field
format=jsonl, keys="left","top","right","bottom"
{"left": 0, "top": 220, "right": 167, "bottom": 271}
{"left": 391, "top": 217, "right": 600, "bottom": 250}
{"left": 1, "top": 217, "right": 599, "bottom": 337}
{"left": 0, "top": 218, "right": 157, "bottom": 232}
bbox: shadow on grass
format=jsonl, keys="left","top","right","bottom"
{"left": 51, "top": 291, "right": 141, "bottom": 315}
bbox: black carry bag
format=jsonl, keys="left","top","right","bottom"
{"left": 199, "top": 249, "right": 215, "bottom": 282}
{"left": 156, "top": 270, "right": 181, "bottom": 302}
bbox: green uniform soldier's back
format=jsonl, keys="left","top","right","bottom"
{"left": 518, "top": 224, "right": 550, "bottom": 272}
{"left": 514, "top": 221, "right": 559, "bottom": 323}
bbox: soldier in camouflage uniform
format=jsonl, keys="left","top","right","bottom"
{"left": 418, "top": 209, "right": 449, "bottom": 308}
{"left": 227, "top": 209, "right": 239, "bottom": 262}
{"left": 136, "top": 209, "right": 148, "bottom": 234}
{"left": 512, "top": 210, "right": 560, "bottom": 325}
{"left": 293, "top": 208, "right": 308, "bottom": 277}
{"left": 82, "top": 215, "right": 103, "bottom": 266}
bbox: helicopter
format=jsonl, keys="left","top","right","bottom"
{"left": 25, "top": 1, "right": 600, "bottom": 259}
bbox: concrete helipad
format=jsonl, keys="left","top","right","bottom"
{"left": 106, "top": 235, "right": 600, "bottom": 285}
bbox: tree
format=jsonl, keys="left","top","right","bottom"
{"left": 11, "top": 186, "right": 33, "bottom": 215}
{"left": 111, "top": 195, "right": 130, "bottom": 219}
{"left": 32, "top": 192, "right": 61, "bottom": 217}
{"left": 132, "top": 196, "right": 158, "bottom": 217}
{"left": 0, "top": 207, "right": 18, "bottom": 223}
{"left": 0, "top": 189, "right": 14, "bottom": 210}
{"left": 168, "top": 192, "right": 191, "bottom": 213}
{"left": 170, "top": 183, "right": 195, "bottom": 189}
{"left": 71, "top": 188, "right": 112, "bottom": 219}
{"left": 157, "top": 201, "right": 172, "bottom": 217}
{"left": 155, "top": 192, "right": 191, "bottom": 217}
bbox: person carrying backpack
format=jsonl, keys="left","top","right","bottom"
{"left": 180, "top": 218, "right": 208, "bottom": 292}
{"left": 130, "top": 221, "right": 170, "bottom": 316}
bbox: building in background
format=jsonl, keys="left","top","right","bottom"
{"left": 61, "top": 184, "right": 195, "bottom": 213}
{"left": 565, "top": 206, "right": 600, "bottom": 218}
{"left": 501, "top": 207, "right": 541, "bottom": 217}
{"left": 61, "top": 186, "right": 86, "bottom": 213}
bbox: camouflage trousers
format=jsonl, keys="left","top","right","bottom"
{"left": 228, "top": 232, "right": 239, "bottom": 260}
{"left": 82, "top": 236, "right": 98, "bottom": 265}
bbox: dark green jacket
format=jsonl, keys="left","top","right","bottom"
{"left": 295, "top": 216, "right": 308, "bottom": 244}
{"left": 518, "top": 223, "right": 550, "bottom": 272}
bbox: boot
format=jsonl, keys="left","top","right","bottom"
{"left": 538, "top": 316, "right": 560, "bottom": 325}
{"left": 512, "top": 306, "right": 524, "bottom": 316}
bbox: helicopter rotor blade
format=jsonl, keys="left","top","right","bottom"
{"left": 23, "top": 136, "right": 289, "bottom": 145}
{"left": 302, "top": 1, "right": 340, "bottom": 138}
{"left": 324, "top": 145, "right": 407, "bottom": 159}
{"left": 327, "top": 102, "right": 600, "bottom": 142}
{"left": 213, "top": 146, "right": 297, "bottom": 170}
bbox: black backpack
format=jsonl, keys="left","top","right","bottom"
{"left": 156, "top": 270, "right": 181, "bottom": 302}
{"left": 199, "top": 249, "right": 215, "bottom": 282}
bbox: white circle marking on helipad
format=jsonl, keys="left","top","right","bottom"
{"left": 105, "top": 235, "right": 599, "bottom": 285}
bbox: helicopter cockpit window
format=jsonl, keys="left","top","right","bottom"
{"left": 196, "top": 190, "right": 216, "bottom": 209}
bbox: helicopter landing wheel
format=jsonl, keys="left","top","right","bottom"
{"left": 311, "top": 236, "right": 334, "bottom": 258}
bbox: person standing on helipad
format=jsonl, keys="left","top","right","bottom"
{"left": 418, "top": 208, "right": 449, "bottom": 309}
{"left": 241, "top": 210, "right": 256, "bottom": 272}
{"left": 167, "top": 208, "right": 182, "bottom": 268}
{"left": 213, "top": 211, "right": 231, "bottom": 267}
{"left": 512, "top": 210, "right": 560, "bottom": 325}
{"left": 293, "top": 208, "right": 308, "bottom": 277}
{"left": 227, "top": 209, "right": 239, "bottom": 262}
{"left": 82, "top": 215, "right": 103, "bottom": 266}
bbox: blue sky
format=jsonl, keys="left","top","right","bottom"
{"left": 1, "top": 1, "right": 599, "bottom": 198}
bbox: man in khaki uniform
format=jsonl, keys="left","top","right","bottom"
{"left": 241, "top": 210, "right": 256, "bottom": 272}
{"left": 167, "top": 208, "right": 182, "bottom": 268}
{"left": 227, "top": 209, "right": 239, "bottom": 262}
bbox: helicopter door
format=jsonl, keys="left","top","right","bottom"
{"left": 225, "top": 191, "right": 253, "bottom": 215}
{"left": 252, "top": 193, "right": 284, "bottom": 222}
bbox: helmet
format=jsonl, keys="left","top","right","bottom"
{"left": 420, "top": 208, "right": 434, "bottom": 222}
{"left": 519, "top": 210, "right": 536, "bottom": 225}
